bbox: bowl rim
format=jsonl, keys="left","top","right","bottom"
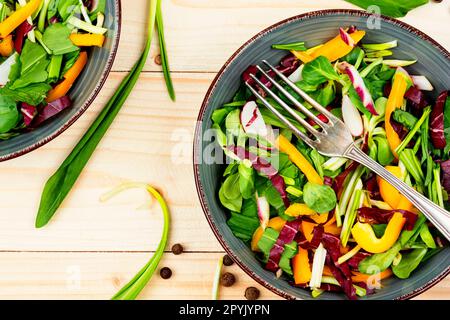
{"left": 193, "top": 8, "right": 450, "bottom": 300}
{"left": 0, "top": 0, "right": 122, "bottom": 162}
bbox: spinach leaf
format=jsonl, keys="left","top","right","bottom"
{"left": 302, "top": 56, "right": 340, "bottom": 86}
{"left": 365, "top": 79, "right": 386, "bottom": 100}
{"left": 342, "top": 47, "right": 364, "bottom": 66}
{"left": 241, "top": 197, "right": 258, "bottom": 218}
{"left": 303, "top": 182, "right": 337, "bottom": 213}
{"left": 373, "top": 136, "right": 394, "bottom": 166}
{"left": 43, "top": 23, "right": 79, "bottom": 55}
{"left": 20, "top": 40, "right": 47, "bottom": 75}
{"left": 279, "top": 241, "right": 298, "bottom": 275}
{"left": 238, "top": 161, "right": 255, "bottom": 199}
{"left": 392, "top": 109, "right": 418, "bottom": 130}
{"left": 0, "top": 95, "right": 19, "bottom": 134}
{"left": 0, "top": 83, "right": 52, "bottom": 106}
{"left": 257, "top": 227, "right": 279, "bottom": 258}
{"left": 313, "top": 81, "right": 335, "bottom": 107}
{"left": 227, "top": 212, "right": 260, "bottom": 242}
{"left": 11, "top": 59, "right": 49, "bottom": 89}
{"left": 344, "top": 0, "right": 429, "bottom": 18}
{"left": 392, "top": 248, "right": 427, "bottom": 279}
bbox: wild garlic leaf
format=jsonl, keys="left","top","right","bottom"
{"left": 344, "top": 0, "right": 429, "bottom": 18}
{"left": 43, "top": 23, "right": 79, "bottom": 55}
{"left": 0, "top": 83, "right": 52, "bottom": 106}
{"left": 20, "top": 40, "right": 47, "bottom": 75}
{"left": 392, "top": 248, "right": 428, "bottom": 279}
{"left": 0, "top": 95, "right": 19, "bottom": 134}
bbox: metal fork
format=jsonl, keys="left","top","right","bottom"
{"left": 246, "top": 60, "right": 450, "bottom": 241}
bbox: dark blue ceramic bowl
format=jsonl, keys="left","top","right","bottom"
{"left": 0, "top": 0, "right": 121, "bottom": 161}
{"left": 194, "top": 9, "right": 450, "bottom": 300}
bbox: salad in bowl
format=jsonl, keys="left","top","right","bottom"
{"left": 210, "top": 26, "right": 449, "bottom": 299}
{"left": 0, "top": 0, "right": 109, "bottom": 140}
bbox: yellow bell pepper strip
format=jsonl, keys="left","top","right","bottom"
{"left": 276, "top": 135, "right": 323, "bottom": 185}
{"left": 0, "top": 0, "right": 42, "bottom": 38}
{"left": 385, "top": 72, "right": 409, "bottom": 158}
{"left": 351, "top": 269, "right": 393, "bottom": 283}
{"left": 46, "top": 51, "right": 88, "bottom": 103}
{"left": 285, "top": 203, "right": 316, "bottom": 217}
{"left": 0, "top": 35, "right": 14, "bottom": 57}
{"left": 251, "top": 216, "right": 286, "bottom": 251}
{"left": 291, "top": 50, "right": 314, "bottom": 63}
{"left": 310, "top": 30, "right": 365, "bottom": 62}
{"left": 377, "top": 166, "right": 413, "bottom": 209}
{"left": 290, "top": 44, "right": 323, "bottom": 64}
{"left": 310, "top": 213, "right": 329, "bottom": 224}
{"left": 292, "top": 247, "right": 312, "bottom": 284}
{"left": 351, "top": 212, "right": 406, "bottom": 253}
{"left": 69, "top": 34, "right": 105, "bottom": 47}
{"left": 301, "top": 220, "right": 316, "bottom": 242}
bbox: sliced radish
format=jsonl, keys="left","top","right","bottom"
{"left": 256, "top": 193, "right": 270, "bottom": 230}
{"left": 411, "top": 75, "right": 434, "bottom": 91}
{"left": 340, "top": 62, "right": 377, "bottom": 115}
{"left": 0, "top": 53, "right": 18, "bottom": 86}
{"left": 240, "top": 101, "right": 267, "bottom": 136}
{"left": 339, "top": 27, "right": 355, "bottom": 47}
{"left": 287, "top": 64, "right": 304, "bottom": 83}
{"left": 342, "top": 94, "right": 363, "bottom": 137}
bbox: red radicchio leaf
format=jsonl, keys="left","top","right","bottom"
{"left": 265, "top": 219, "right": 301, "bottom": 272}
{"left": 364, "top": 174, "right": 381, "bottom": 200}
{"left": 405, "top": 86, "right": 428, "bottom": 110}
{"left": 430, "top": 91, "right": 448, "bottom": 150}
{"left": 357, "top": 207, "right": 418, "bottom": 231}
{"left": 441, "top": 159, "right": 450, "bottom": 194}
{"left": 347, "top": 252, "right": 371, "bottom": 270}
{"left": 347, "top": 25, "right": 357, "bottom": 34}
{"left": 14, "top": 21, "right": 33, "bottom": 54}
{"left": 20, "top": 103, "right": 37, "bottom": 127}
{"left": 323, "top": 176, "right": 333, "bottom": 187}
{"left": 32, "top": 96, "right": 72, "bottom": 127}
{"left": 320, "top": 283, "right": 343, "bottom": 292}
{"left": 390, "top": 113, "right": 409, "bottom": 140}
{"left": 295, "top": 224, "right": 324, "bottom": 250}
{"left": 229, "top": 146, "right": 289, "bottom": 207}
{"left": 242, "top": 54, "right": 299, "bottom": 96}
{"left": 322, "top": 232, "right": 357, "bottom": 300}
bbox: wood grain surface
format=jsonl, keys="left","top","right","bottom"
{"left": 0, "top": 0, "right": 448, "bottom": 299}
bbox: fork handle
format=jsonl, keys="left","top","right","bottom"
{"left": 344, "top": 143, "right": 450, "bottom": 241}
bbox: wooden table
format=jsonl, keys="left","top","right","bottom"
{"left": 0, "top": 0, "right": 448, "bottom": 300}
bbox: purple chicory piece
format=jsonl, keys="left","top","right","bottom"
{"left": 229, "top": 146, "right": 290, "bottom": 207}
{"left": 390, "top": 114, "right": 409, "bottom": 140}
{"left": 295, "top": 224, "right": 324, "bottom": 250}
{"left": 347, "top": 252, "right": 371, "bottom": 270}
{"left": 441, "top": 159, "right": 450, "bottom": 194}
{"left": 430, "top": 91, "right": 448, "bottom": 150}
{"left": 14, "top": 21, "right": 33, "bottom": 54}
{"left": 322, "top": 232, "right": 357, "bottom": 300}
{"left": 21, "top": 103, "right": 37, "bottom": 127}
{"left": 357, "top": 207, "right": 418, "bottom": 231}
{"left": 266, "top": 219, "right": 301, "bottom": 272}
{"left": 405, "top": 86, "right": 428, "bottom": 110}
{"left": 32, "top": 96, "right": 72, "bottom": 127}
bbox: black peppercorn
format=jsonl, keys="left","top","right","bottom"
{"left": 244, "top": 287, "right": 260, "bottom": 300}
{"left": 160, "top": 267, "right": 172, "bottom": 279}
{"left": 220, "top": 272, "right": 236, "bottom": 287}
{"left": 223, "top": 254, "right": 234, "bottom": 266}
{"left": 172, "top": 243, "right": 184, "bottom": 255}
{"left": 154, "top": 54, "right": 162, "bottom": 65}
